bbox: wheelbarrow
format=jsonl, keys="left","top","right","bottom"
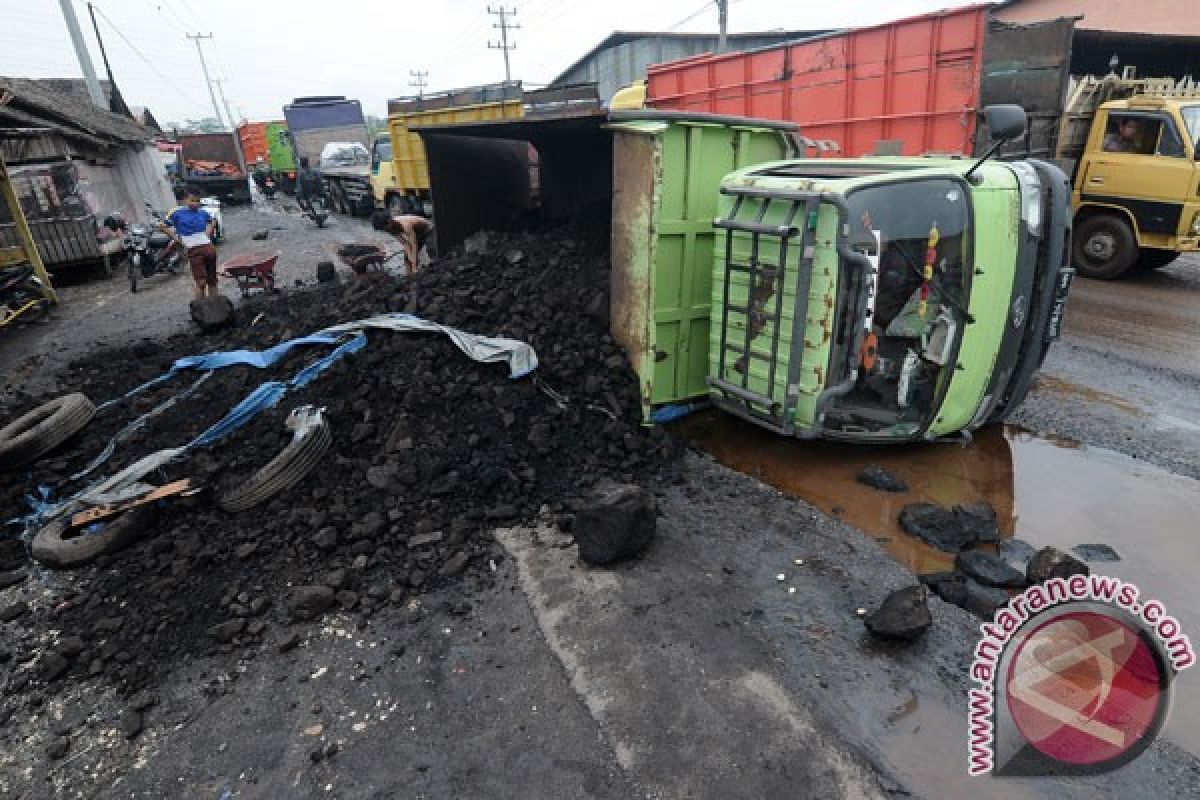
{"left": 220, "top": 251, "right": 280, "bottom": 296}
{"left": 335, "top": 244, "right": 399, "bottom": 275}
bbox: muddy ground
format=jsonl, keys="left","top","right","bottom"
{"left": 1, "top": 202, "right": 1199, "bottom": 798}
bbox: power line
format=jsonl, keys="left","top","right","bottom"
{"left": 136, "top": 0, "right": 187, "bottom": 35}
{"left": 487, "top": 5, "right": 519, "bottom": 84}
{"left": 89, "top": 5, "right": 208, "bottom": 109}
{"left": 667, "top": 1, "right": 716, "bottom": 32}
{"left": 185, "top": 32, "right": 226, "bottom": 127}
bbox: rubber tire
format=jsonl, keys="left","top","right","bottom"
{"left": 1134, "top": 249, "right": 1180, "bottom": 271}
{"left": 1073, "top": 214, "right": 1137, "bottom": 280}
{"left": 217, "top": 418, "right": 332, "bottom": 513}
{"left": 129, "top": 253, "right": 140, "bottom": 292}
{"left": 0, "top": 393, "right": 96, "bottom": 470}
{"left": 386, "top": 194, "right": 405, "bottom": 217}
{"left": 32, "top": 505, "right": 156, "bottom": 569}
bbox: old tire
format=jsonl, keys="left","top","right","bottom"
{"left": 217, "top": 416, "right": 331, "bottom": 513}
{"left": 0, "top": 393, "right": 95, "bottom": 470}
{"left": 1073, "top": 214, "right": 1137, "bottom": 280}
{"left": 31, "top": 505, "right": 156, "bottom": 569}
{"left": 1134, "top": 249, "right": 1180, "bottom": 271}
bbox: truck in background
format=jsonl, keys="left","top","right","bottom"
{"left": 283, "top": 96, "right": 373, "bottom": 216}
{"left": 177, "top": 132, "right": 250, "bottom": 204}
{"left": 644, "top": 6, "right": 1200, "bottom": 279}
{"left": 238, "top": 121, "right": 298, "bottom": 194}
{"left": 373, "top": 82, "right": 523, "bottom": 216}
{"left": 372, "top": 82, "right": 600, "bottom": 219}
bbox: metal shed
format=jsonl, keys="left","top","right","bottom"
{"left": 551, "top": 30, "right": 828, "bottom": 106}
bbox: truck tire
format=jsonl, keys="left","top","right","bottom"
{"left": 0, "top": 393, "right": 96, "bottom": 470}
{"left": 216, "top": 415, "right": 331, "bottom": 513}
{"left": 31, "top": 505, "right": 156, "bottom": 569}
{"left": 1073, "top": 214, "right": 1137, "bottom": 280}
{"left": 386, "top": 194, "right": 405, "bottom": 217}
{"left": 1134, "top": 249, "right": 1179, "bottom": 271}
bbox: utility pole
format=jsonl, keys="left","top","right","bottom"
{"left": 58, "top": 0, "right": 105, "bottom": 107}
{"left": 213, "top": 78, "right": 237, "bottom": 129}
{"left": 716, "top": 0, "right": 728, "bottom": 54}
{"left": 86, "top": 3, "right": 118, "bottom": 112}
{"left": 186, "top": 33, "right": 226, "bottom": 129}
{"left": 213, "top": 78, "right": 247, "bottom": 172}
{"left": 409, "top": 70, "right": 429, "bottom": 98}
{"left": 487, "top": 6, "right": 519, "bottom": 84}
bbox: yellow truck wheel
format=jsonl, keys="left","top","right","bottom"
{"left": 1073, "top": 214, "right": 1137, "bottom": 280}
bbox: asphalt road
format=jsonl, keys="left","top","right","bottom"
{"left": 1011, "top": 253, "right": 1200, "bottom": 478}
{"left": 2, "top": 209, "right": 1199, "bottom": 798}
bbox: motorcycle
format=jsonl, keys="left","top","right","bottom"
{"left": 0, "top": 264, "right": 51, "bottom": 327}
{"left": 103, "top": 205, "right": 185, "bottom": 293}
{"left": 300, "top": 194, "right": 330, "bottom": 228}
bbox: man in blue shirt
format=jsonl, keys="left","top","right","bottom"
{"left": 163, "top": 186, "right": 218, "bottom": 298}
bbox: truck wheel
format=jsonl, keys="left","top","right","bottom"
{"left": 1073, "top": 214, "right": 1137, "bottom": 280}
{"left": 1134, "top": 249, "right": 1179, "bottom": 271}
{"left": 386, "top": 195, "right": 405, "bottom": 217}
{"left": 0, "top": 393, "right": 96, "bottom": 470}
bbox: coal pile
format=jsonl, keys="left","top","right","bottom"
{"left": 0, "top": 229, "right": 682, "bottom": 712}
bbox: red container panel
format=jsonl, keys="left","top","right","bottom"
{"left": 238, "top": 121, "right": 278, "bottom": 167}
{"left": 647, "top": 5, "right": 989, "bottom": 157}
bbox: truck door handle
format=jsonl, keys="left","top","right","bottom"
{"left": 1088, "top": 176, "right": 1105, "bottom": 185}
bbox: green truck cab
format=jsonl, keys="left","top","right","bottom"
{"left": 610, "top": 107, "right": 1073, "bottom": 442}
{"left": 707, "top": 117, "right": 1073, "bottom": 441}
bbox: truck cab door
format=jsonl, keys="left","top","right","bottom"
{"left": 1079, "top": 110, "right": 1194, "bottom": 244}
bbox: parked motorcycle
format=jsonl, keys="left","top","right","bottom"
{"left": 0, "top": 264, "right": 50, "bottom": 327}
{"left": 103, "top": 206, "right": 184, "bottom": 293}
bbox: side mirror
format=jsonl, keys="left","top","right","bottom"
{"left": 965, "top": 105, "right": 1029, "bottom": 182}
{"left": 983, "top": 104, "right": 1027, "bottom": 143}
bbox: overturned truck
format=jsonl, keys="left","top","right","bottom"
{"left": 416, "top": 104, "right": 1073, "bottom": 442}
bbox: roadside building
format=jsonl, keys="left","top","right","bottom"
{"left": 994, "top": 0, "right": 1200, "bottom": 76}
{"left": 0, "top": 77, "right": 173, "bottom": 271}
{"left": 551, "top": 30, "right": 826, "bottom": 106}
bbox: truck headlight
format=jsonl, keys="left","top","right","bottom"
{"left": 1009, "top": 162, "right": 1043, "bottom": 237}
{"left": 1191, "top": 212, "right": 1200, "bottom": 236}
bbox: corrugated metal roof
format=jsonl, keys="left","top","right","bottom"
{"left": 0, "top": 77, "right": 152, "bottom": 147}
{"left": 552, "top": 29, "right": 823, "bottom": 87}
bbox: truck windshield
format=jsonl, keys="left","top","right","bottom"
{"left": 1182, "top": 106, "right": 1200, "bottom": 152}
{"left": 845, "top": 178, "right": 971, "bottom": 327}
{"left": 827, "top": 178, "right": 971, "bottom": 434}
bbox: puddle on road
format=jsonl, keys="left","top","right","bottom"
{"left": 680, "top": 409, "right": 1200, "bottom": 754}
{"left": 680, "top": 411, "right": 1016, "bottom": 574}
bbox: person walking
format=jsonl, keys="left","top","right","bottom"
{"left": 163, "top": 186, "right": 218, "bottom": 299}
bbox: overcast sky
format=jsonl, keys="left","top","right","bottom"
{"left": 3, "top": 0, "right": 983, "bottom": 126}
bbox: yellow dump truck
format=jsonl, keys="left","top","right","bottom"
{"left": 1060, "top": 73, "right": 1200, "bottom": 277}
{"left": 372, "top": 82, "right": 524, "bottom": 216}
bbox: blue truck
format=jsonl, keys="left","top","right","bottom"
{"left": 282, "top": 96, "right": 374, "bottom": 216}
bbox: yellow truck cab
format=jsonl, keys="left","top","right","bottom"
{"left": 368, "top": 134, "right": 399, "bottom": 213}
{"left": 1072, "top": 96, "right": 1200, "bottom": 277}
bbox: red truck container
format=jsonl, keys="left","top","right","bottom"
{"left": 646, "top": 4, "right": 1070, "bottom": 159}
{"left": 238, "top": 121, "right": 277, "bottom": 167}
